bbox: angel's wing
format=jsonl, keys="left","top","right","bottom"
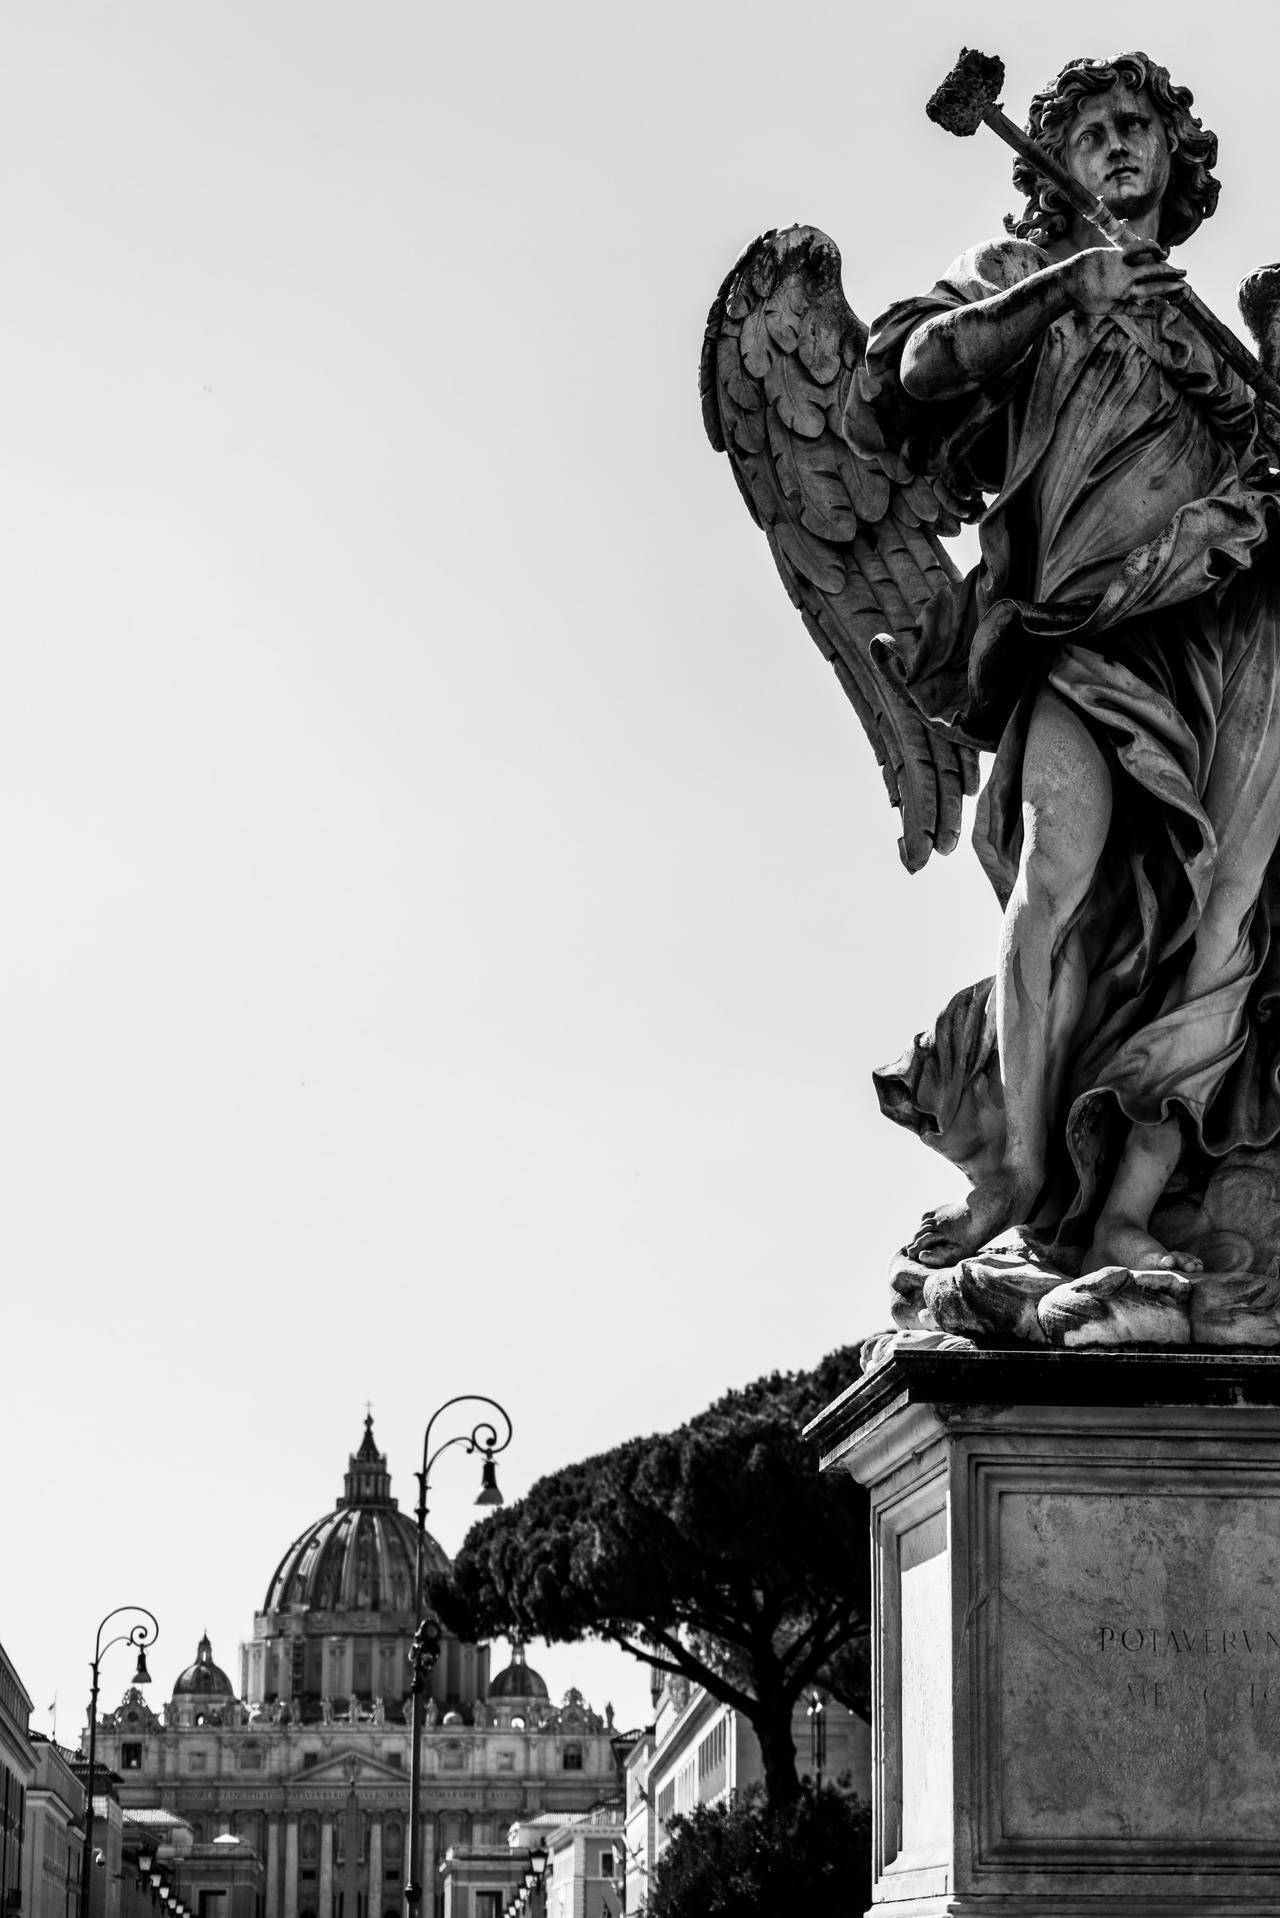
{"left": 701, "top": 225, "right": 978, "bottom": 873}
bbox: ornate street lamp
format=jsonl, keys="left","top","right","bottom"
{"left": 80, "top": 1607, "right": 159, "bottom": 1918}
{"left": 806, "top": 1689, "right": 827, "bottom": 1790}
{"left": 528, "top": 1841, "right": 552, "bottom": 1916}
{"left": 403, "top": 1397, "right": 512, "bottom": 1918}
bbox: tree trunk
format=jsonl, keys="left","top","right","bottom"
{"left": 753, "top": 1701, "right": 801, "bottom": 1808}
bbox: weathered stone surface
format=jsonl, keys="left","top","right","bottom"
{"left": 923, "top": 1248, "right": 1051, "bottom": 1343}
{"left": 1037, "top": 1265, "right": 1194, "bottom": 1347}
{"left": 880, "top": 1176, "right": 1280, "bottom": 1357}
{"left": 810, "top": 1349, "right": 1280, "bottom": 1914}
{"left": 1192, "top": 1271, "right": 1280, "bottom": 1346}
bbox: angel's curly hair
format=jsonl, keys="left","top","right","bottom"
{"left": 1005, "top": 51, "right": 1220, "bottom": 249}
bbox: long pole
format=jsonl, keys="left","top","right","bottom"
{"left": 80, "top": 1664, "right": 101, "bottom": 1918}
{"left": 79, "top": 1609, "right": 159, "bottom": 1918}
{"left": 404, "top": 1397, "right": 512, "bottom": 1918}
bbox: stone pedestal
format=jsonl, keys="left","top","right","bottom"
{"left": 809, "top": 1348, "right": 1280, "bottom": 1916}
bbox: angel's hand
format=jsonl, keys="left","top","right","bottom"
{"left": 1058, "top": 243, "right": 1187, "bottom": 317}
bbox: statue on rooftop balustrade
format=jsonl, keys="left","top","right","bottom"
{"left": 703, "top": 49, "right": 1280, "bottom": 1352}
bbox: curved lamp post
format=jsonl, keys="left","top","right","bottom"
{"left": 806, "top": 1688, "right": 827, "bottom": 1790}
{"left": 403, "top": 1397, "right": 512, "bottom": 1918}
{"left": 81, "top": 1607, "right": 159, "bottom": 1918}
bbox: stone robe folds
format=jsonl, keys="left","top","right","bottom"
{"left": 852, "top": 237, "right": 1280, "bottom": 1248}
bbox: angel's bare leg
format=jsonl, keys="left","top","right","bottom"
{"left": 1084, "top": 1116, "right": 1198, "bottom": 1272}
{"left": 912, "top": 689, "right": 1111, "bottom": 1266}
{"left": 1085, "top": 871, "right": 1267, "bottom": 1273}
{"left": 1087, "top": 629, "right": 1280, "bottom": 1274}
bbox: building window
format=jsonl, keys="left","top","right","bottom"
{"left": 697, "top": 1718, "right": 728, "bottom": 1801}
{"left": 303, "top": 1754, "right": 319, "bottom": 1770}
{"left": 599, "top": 1852, "right": 614, "bottom": 1881}
{"left": 497, "top": 1753, "right": 514, "bottom": 1772}
{"left": 561, "top": 1743, "right": 583, "bottom": 1771}
{"left": 120, "top": 1744, "right": 143, "bottom": 1770}
{"left": 384, "top": 1753, "right": 401, "bottom": 1769}
{"left": 189, "top": 1753, "right": 207, "bottom": 1772}
{"left": 475, "top": 1896, "right": 502, "bottom": 1918}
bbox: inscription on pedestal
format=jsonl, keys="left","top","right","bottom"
{"left": 988, "top": 1480, "right": 1280, "bottom": 1857}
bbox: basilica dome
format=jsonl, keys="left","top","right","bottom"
{"left": 262, "top": 1415, "right": 449, "bottom": 1616}
{"left": 245, "top": 1415, "right": 486, "bottom": 1725}
{"left": 173, "top": 1634, "right": 235, "bottom": 1697}
{"left": 489, "top": 1642, "right": 549, "bottom": 1701}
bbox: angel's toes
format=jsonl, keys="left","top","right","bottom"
{"left": 913, "top": 1238, "right": 961, "bottom": 1269}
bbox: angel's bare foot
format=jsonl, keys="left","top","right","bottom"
{"left": 909, "top": 1168, "right": 1039, "bottom": 1268}
{"left": 1084, "top": 1213, "right": 1204, "bottom": 1276}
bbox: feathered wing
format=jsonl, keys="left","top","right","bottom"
{"left": 701, "top": 225, "right": 978, "bottom": 872}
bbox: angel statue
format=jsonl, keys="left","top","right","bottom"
{"left": 703, "top": 50, "right": 1280, "bottom": 1351}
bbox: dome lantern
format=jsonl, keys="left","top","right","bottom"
{"left": 339, "top": 1414, "right": 395, "bottom": 1510}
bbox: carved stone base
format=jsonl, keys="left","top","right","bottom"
{"left": 853, "top": 1902, "right": 1279, "bottom": 1916}
{"left": 808, "top": 1349, "right": 1280, "bottom": 1915}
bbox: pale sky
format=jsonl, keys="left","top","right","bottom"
{"left": 5, "top": 0, "right": 1276, "bottom": 1740}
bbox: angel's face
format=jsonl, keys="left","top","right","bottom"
{"left": 1062, "top": 83, "right": 1172, "bottom": 226}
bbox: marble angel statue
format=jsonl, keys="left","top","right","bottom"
{"left": 703, "top": 50, "right": 1280, "bottom": 1350}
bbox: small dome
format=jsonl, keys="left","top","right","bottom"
{"left": 489, "top": 1642, "right": 549, "bottom": 1701}
{"left": 262, "top": 1416, "right": 449, "bottom": 1615}
{"left": 173, "top": 1634, "right": 234, "bottom": 1697}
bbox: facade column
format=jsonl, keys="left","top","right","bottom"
{"left": 367, "top": 1817, "right": 382, "bottom": 1918}
{"left": 283, "top": 1817, "right": 299, "bottom": 1918}
{"left": 416, "top": 1821, "right": 433, "bottom": 1918}
{"left": 265, "top": 1816, "right": 281, "bottom": 1918}
{"left": 318, "top": 1819, "right": 334, "bottom": 1918}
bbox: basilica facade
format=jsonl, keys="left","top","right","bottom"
{"left": 89, "top": 1419, "right": 619, "bottom": 1918}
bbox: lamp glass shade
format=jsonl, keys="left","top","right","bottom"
{"left": 474, "top": 1456, "right": 503, "bottom": 1507}
{"left": 133, "top": 1650, "right": 153, "bottom": 1687}
{"left": 138, "top": 1850, "right": 154, "bottom": 1873}
{"left": 530, "top": 1845, "right": 549, "bottom": 1878}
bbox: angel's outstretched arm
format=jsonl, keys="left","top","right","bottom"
{"left": 901, "top": 247, "right": 1186, "bottom": 402}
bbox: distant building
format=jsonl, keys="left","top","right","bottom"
{"left": 534, "top": 1811, "right": 624, "bottom": 1918}
{"left": 619, "top": 1733, "right": 653, "bottom": 1918}
{"left": 68, "top": 1760, "right": 123, "bottom": 1918}
{"left": 87, "top": 1419, "right": 619, "bottom": 1918}
{"left": 1, "top": 1640, "right": 37, "bottom": 1917}
{"left": 23, "top": 1736, "right": 85, "bottom": 1918}
{"left": 623, "top": 1673, "right": 871, "bottom": 1911}
{"left": 439, "top": 1809, "right": 625, "bottom": 1918}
